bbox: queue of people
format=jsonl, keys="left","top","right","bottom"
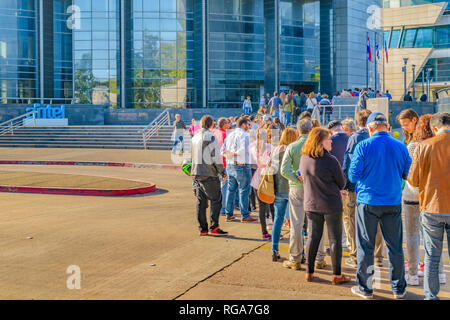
{"left": 183, "top": 108, "right": 449, "bottom": 300}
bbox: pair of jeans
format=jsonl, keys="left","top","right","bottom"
{"left": 249, "top": 168, "right": 257, "bottom": 209}
{"left": 421, "top": 212, "right": 450, "bottom": 300}
{"left": 271, "top": 195, "right": 289, "bottom": 252}
{"left": 403, "top": 202, "right": 420, "bottom": 275}
{"left": 220, "top": 178, "right": 228, "bottom": 214}
{"left": 284, "top": 111, "right": 291, "bottom": 127}
{"left": 306, "top": 211, "right": 343, "bottom": 275}
{"left": 225, "top": 164, "right": 251, "bottom": 218}
{"left": 279, "top": 110, "right": 285, "bottom": 124}
{"left": 256, "top": 190, "right": 274, "bottom": 235}
{"left": 356, "top": 203, "right": 406, "bottom": 295}
{"left": 244, "top": 107, "right": 252, "bottom": 115}
{"left": 192, "top": 177, "right": 222, "bottom": 232}
{"left": 288, "top": 186, "right": 305, "bottom": 262}
{"left": 172, "top": 133, "right": 184, "bottom": 153}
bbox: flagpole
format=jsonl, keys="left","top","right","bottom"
{"left": 374, "top": 32, "right": 377, "bottom": 92}
{"left": 366, "top": 32, "right": 369, "bottom": 88}
{"left": 383, "top": 40, "right": 385, "bottom": 93}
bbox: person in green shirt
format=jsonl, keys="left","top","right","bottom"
{"left": 283, "top": 95, "right": 294, "bottom": 127}
{"left": 280, "top": 118, "right": 313, "bottom": 270}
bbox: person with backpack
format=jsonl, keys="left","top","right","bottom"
{"left": 269, "top": 91, "right": 282, "bottom": 118}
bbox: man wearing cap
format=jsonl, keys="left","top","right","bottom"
{"left": 348, "top": 112, "right": 411, "bottom": 299}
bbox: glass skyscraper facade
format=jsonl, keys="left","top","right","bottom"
{"left": 72, "top": 0, "right": 120, "bottom": 107}
{"left": 207, "top": 0, "right": 264, "bottom": 109}
{"left": 0, "top": 0, "right": 38, "bottom": 104}
{"left": 130, "top": 0, "right": 194, "bottom": 109}
{"left": 279, "top": 0, "right": 320, "bottom": 88}
{"left": 1, "top": 0, "right": 365, "bottom": 109}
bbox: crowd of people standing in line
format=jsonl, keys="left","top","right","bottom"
{"left": 175, "top": 106, "right": 449, "bottom": 300}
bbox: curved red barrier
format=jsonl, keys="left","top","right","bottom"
{"left": 0, "top": 183, "right": 156, "bottom": 196}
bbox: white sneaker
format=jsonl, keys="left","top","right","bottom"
{"left": 351, "top": 286, "right": 373, "bottom": 299}
{"left": 405, "top": 274, "right": 419, "bottom": 286}
{"left": 439, "top": 273, "right": 446, "bottom": 284}
{"left": 393, "top": 290, "right": 407, "bottom": 299}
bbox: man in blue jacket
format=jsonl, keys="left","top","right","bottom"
{"left": 348, "top": 112, "right": 411, "bottom": 300}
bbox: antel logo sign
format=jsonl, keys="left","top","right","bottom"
{"left": 26, "top": 104, "right": 66, "bottom": 119}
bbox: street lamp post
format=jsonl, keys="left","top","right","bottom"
{"left": 426, "top": 68, "right": 432, "bottom": 102}
{"left": 402, "top": 58, "right": 409, "bottom": 99}
{"left": 412, "top": 64, "right": 415, "bottom": 101}
{"left": 421, "top": 68, "right": 425, "bottom": 94}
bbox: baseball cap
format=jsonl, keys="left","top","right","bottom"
{"left": 367, "top": 112, "right": 387, "bottom": 124}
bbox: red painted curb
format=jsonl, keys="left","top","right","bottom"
{"left": 0, "top": 160, "right": 179, "bottom": 170}
{"left": 0, "top": 183, "right": 156, "bottom": 196}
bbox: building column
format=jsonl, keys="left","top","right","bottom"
{"left": 264, "top": 0, "right": 279, "bottom": 95}
{"left": 120, "top": 0, "right": 126, "bottom": 108}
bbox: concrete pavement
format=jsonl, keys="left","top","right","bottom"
{"left": 0, "top": 147, "right": 448, "bottom": 300}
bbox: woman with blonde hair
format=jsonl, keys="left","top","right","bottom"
{"left": 299, "top": 127, "right": 350, "bottom": 284}
{"left": 306, "top": 92, "right": 317, "bottom": 114}
{"left": 270, "top": 127, "right": 298, "bottom": 261}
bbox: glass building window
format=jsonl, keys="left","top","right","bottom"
{"left": 389, "top": 29, "right": 401, "bottom": 48}
{"left": 400, "top": 28, "right": 417, "bottom": 48}
{"left": 129, "top": 0, "right": 194, "bottom": 108}
{"left": 73, "top": 0, "right": 120, "bottom": 107}
{"left": 207, "top": 0, "right": 264, "bottom": 109}
{"left": 279, "top": 0, "right": 320, "bottom": 87}
{"left": 414, "top": 27, "right": 433, "bottom": 48}
{"left": 0, "top": 0, "right": 38, "bottom": 103}
{"left": 395, "top": 25, "right": 450, "bottom": 49}
{"left": 435, "top": 26, "right": 450, "bottom": 49}
{"left": 53, "top": 0, "right": 73, "bottom": 102}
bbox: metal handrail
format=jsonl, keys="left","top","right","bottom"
{"left": 0, "top": 110, "right": 38, "bottom": 136}
{"left": 310, "top": 104, "right": 359, "bottom": 125}
{"left": 139, "top": 108, "right": 171, "bottom": 149}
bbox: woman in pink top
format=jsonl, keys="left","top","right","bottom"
{"left": 188, "top": 119, "right": 200, "bottom": 137}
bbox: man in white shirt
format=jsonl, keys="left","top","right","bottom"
{"left": 221, "top": 118, "right": 258, "bottom": 222}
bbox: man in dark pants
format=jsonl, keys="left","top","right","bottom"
{"left": 349, "top": 112, "right": 411, "bottom": 299}
{"left": 191, "top": 115, "right": 228, "bottom": 236}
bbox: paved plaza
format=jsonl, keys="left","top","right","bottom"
{"left": 0, "top": 148, "right": 448, "bottom": 300}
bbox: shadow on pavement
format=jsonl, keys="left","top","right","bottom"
{"left": 126, "top": 188, "right": 169, "bottom": 197}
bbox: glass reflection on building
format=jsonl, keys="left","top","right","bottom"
{"left": 73, "top": 0, "right": 119, "bottom": 107}
{"left": 130, "top": 0, "right": 194, "bottom": 109}
{"left": 279, "top": 0, "right": 320, "bottom": 90}
{"left": 54, "top": 0, "right": 73, "bottom": 101}
{"left": 208, "top": 0, "right": 264, "bottom": 109}
{"left": 0, "top": 0, "right": 38, "bottom": 103}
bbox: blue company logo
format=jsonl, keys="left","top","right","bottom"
{"left": 26, "top": 104, "right": 66, "bottom": 119}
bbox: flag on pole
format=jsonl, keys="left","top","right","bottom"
{"left": 367, "top": 35, "right": 372, "bottom": 62}
{"left": 384, "top": 39, "right": 389, "bottom": 63}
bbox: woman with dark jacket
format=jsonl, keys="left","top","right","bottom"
{"left": 299, "top": 127, "right": 351, "bottom": 285}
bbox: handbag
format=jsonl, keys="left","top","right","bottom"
{"left": 257, "top": 153, "right": 275, "bottom": 204}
